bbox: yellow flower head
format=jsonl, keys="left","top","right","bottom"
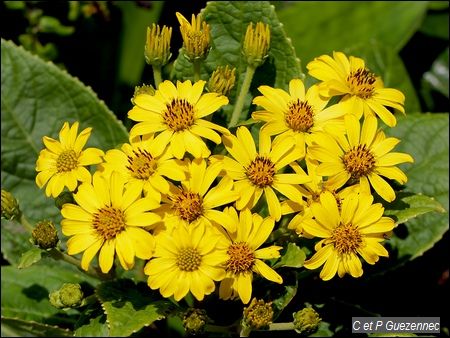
{"left": 208, "top": 65, "right": 236, "bottom": 97}
{"left": 35, "top": 121, "right": 104, "bottom": 198}
{"left": 253, "top": 78, "right": 345, "bottom": 155}
{"left": 307, "top": 51, "right": 405, "bottom": 127}
{"left": 98, "top": 135, "right": 186, "bottom": 201}
{"left": 156, "top": 158, "right": 238, "bottom": 232}
{"left": 211, "top": 126, "right": 310, "bottom": 221}
{"left": 303, "top": 191, "right": 395, "bottom": 280}
{"left": 128, "top": 80, "right": 229, "bottom": 159}
{"left": 308, "top": 114, "right": 414, "bottom": 202}
{"left": 144, "top": 223, "right": 227, "bottom": 301}
{"left": 218, "top": 207, "right": 283, "bottom": 304}
{"left": 176, "top": 11, "right": 211, "bottom": 62}
{"left": 145, "top": 23, "right": 172, "bottom": 67}
{"left": 243, "top": 21, "right": 271, "bottom": 67}
{"left": 61, "top": 171, "right": 161, "bottom": 273}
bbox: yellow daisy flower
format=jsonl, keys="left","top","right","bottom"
{"left": 218, "top": 207, "right": 283, "bottom": 304}
{"left": 144, "top": 223, "right": 227, "bottom": 301}
{"left": 35, "top": 121, "right": 104, "bottom": 198}
{"left": 98, "top": 135, "right": 186, "bottom": 201}
{"left": 308, "top": 114, "right": 414, "bottom": 202}
{"left": 61, "top": 172, "right": 160, "bottom": 273}
{"left": 155, "top": 158, "right": 238, "bottom": 232}
{"left": 252, "top": 79, "right": 345, "bottom": 155}
{"left": 303, "top": 191, "right": 395, "bottom": 280}
{"left": 128, "top": 80, "right": 229, "bottom": 159}
{"left": 211, "top": 126, "right": 310, "bottom": 221}
{"left": 307, "top": 51, "right": 405, "bottom": 127}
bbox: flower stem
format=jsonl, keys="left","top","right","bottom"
{"left": 19, "top": 214, "right": 34, "bottom": 232}
{"left": 268, "top": 322, "right": 295, "bottom": 331}
{"left": 153, "top": 65, "right": 163, "bottom": 88}
{"left": 193, "top": 60, "right": 201, "bottom": 82}
{"left": 228, "top": 65, "right": 256, "bottom": 128}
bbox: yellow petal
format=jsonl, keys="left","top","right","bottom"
{"left": 253, "top": 259, "right": 283, "bottom": 284}
{"left": 99, "top": 239, "right": 116, "bottom": 273}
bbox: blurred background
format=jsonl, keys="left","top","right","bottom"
{"left": 1, "top": 1, "right": 448, "bottom": 336}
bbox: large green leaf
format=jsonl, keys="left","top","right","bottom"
{"left": 1, "top": 219, "right": 33, "bottom": 266}
{"left": 1, "top": 39, "right": 128, "bottom": 224}
{"left": 385, "top": 114, "right": 449, "bottom": 260}
{"left": 1, "top": 317, "right": 73, "bottom": 337}
{"left": 276, "top": 1, "right": 428, "bottom": 64}
{"left": 96, "top": 279, "right": 172, "bottom": 337}
{"left": 171, "top": 1, "right": 302, "bottom": 123}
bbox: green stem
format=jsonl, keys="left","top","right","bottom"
{"left": 153, "top": 65, "right": 162, "bottom": 88}
{"left": 19, "top": 214, "right": 34, "bottom": 232}
{"left": 268, "top": 322, "right": 295, "bottom": 331}
{"left": 193, "top": 60, "right": 201, "bottom": 82}
{"left": 228, "top": 65, "right": 256, "bottom": 128}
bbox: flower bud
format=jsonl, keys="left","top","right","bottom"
{"left": 1, "top": 189, "right": 21, "bottom": 220}
{"left": 131, "top": 83, "right": 155, "bottom": 106}
{"left": 32, "top": 220, "right": 59, "bottom": 250}
{"left": 176, "top": 12, "right": 211, "bottom": 62}
{"left": 243, "top": 298, "right": 274, "bottom": 330}
{"left": 207, "top": 65, "right": 236, "bottom": 97}
{"left": 49, "top": 283, "right": 84, "bottom": 309}
{"left": 183, "top": 308, "right": 208, "bottom": 335}
{"left": 145, "top": 23, "right": 172, "bottom": 67}
{"left": 55, "top": 191, "right": 75, "bottom": 210}
{"left": 293, "top": 307, "right": 321, "bottom": 335}
{"left": 243, "top": 22, "right": 271, "bottom": 68}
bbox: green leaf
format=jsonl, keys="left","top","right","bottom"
{"left": 310, "top": 321, "right": 334, "bottom": 337}
{"left": 96, "top": 279, "right": 172, "bottom": 337}
{"left": 422, "top": 48, "right": 449, "bottom": 107}
{"left": 38, "top": 16, "right": 75, "bottom": 36}
{"left": 1, "top": 317, "right": 73, "bottom": 337}
{"left": 276, "top": 1, "right": 428, "bottom": 64}
{"left": 74, "top": 307, "right": 109, "bottom": 337}
{"left": 18, "top": 247, "right": 44, "bottom": 269}
{"left": 1, "top": 219, "right": 33, "bottom": 266}
{"left": 420, "top": 9, "right": 449, "bottom": 40}
{"left": 1, "top": 39, "right": 128, "bottom": 224}
{"left": 273, "top": 243, "right": 306, "bottom": 269}
{"left": 171, "top": 1, "right": 302, "bottom": 122}
{"left": 384, "top": 192, "right": 445, "bottom": 225}
{"left": 385, "top": 114, "right": 449, "bottom": 260}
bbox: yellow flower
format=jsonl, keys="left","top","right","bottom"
{"left": 218, "top": 207, "right": 283, "bottom": 304}
{"left": 211, "top": 126, "right": 310, "bottom": 221}
{"left": 98, "top": 135, "right": 186, "bottom": 201}
{"left": 308, "top": 114, "right": 414, "bottom": 202}
{"left": 156, "top": 158, "right": 238, "bottom": 232}
{"left": 307, "top": 51, "right": 405, "bottom": 127}
{"left": 176, "top": 12, "right": 211, "bottom": 62}
{"left": 35, "top": 121, "right": 104, "bottom": 198}
{"left": 128, "top": 80, "right": 229, "bottom": 159}
{"left": 144, "top": 223, "right": 227, "bottom": 301}
{"left": 243, "top": 21, "right": 271, "bottom": 67}
{"left": 303, "top": 191, "right": 395, "bottom": 280}
{"left": 252, "top": 79, "right": 345, "bottom": 156}
{"left": 61, "top": 172, "right": 160, "bottom": 273}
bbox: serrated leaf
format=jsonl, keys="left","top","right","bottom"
{"left": 1, "top": 219, "right": 33, "bottom": 266}
{"left": 384, "top": 192, "right": 445, "bottom": 225}
{"left": 18, "top": 247, "right": 44, "bottom": 269}
{"left": 273, "top": 243, "right": 306, "bottom": 269}
{"left": 96, "top": 279, "right": 172, "bottom": 337}
{"left": 1, "top": 317, "right": 73, "bottom": 337}
{"left": 1, "top": 39, "right": 128, "bottom": 224}
{"left": 74, "top": 307, "right": 109, "bottom": 337}
{"left": 385, "top": 114, "right": 449, "bottom": 260}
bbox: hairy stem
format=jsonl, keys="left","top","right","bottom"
{"left": 228, "top": 65, "right": 256, "bottom": 128}
{"left": 153, "top": 65, "right": 163, "bottom": 88}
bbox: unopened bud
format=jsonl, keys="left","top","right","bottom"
{"left": 243, "top": 298, "right": 274, "bottom": 330}
{"left": 176, "top": 12, "right": 211, "bottom": 62}
{"left": 243, "top": 22, "right": 271, "bottom": 68}
{"left": 55, "top": 191, "right": 74, "bottom": 210}
{"left": 183, "top": 308, "right": 208, "bottom": 335}
{"left": 208, "top": 65, "right": 236, "bottom": 97}
{"left": 1, "top": 189, "right": 21, "bottom": 220}
{"left": 49, "top": 283, "right": 84, "bottom": 309}
{"left": 131, "top": 84, "right": 155, "bottom": 105}
{"left": 293, "top": 307, "right": 321, "bottom": 335}
{"left": 32, "top": 220, "right": 59, "bottom": 249}
{"left": 145, "top": 23, "right": 172, "bottom": 67}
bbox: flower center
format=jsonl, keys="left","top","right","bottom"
{"left": 285, "top": 99, "right": 314, "bottom": 132}
{"left": 126, "top": 149, "right": 156, "bottom": 180}
{"left": 226, "top": 242, "right": 255, "bottom": 274}
{"left": 246, "top": 156, "right": 276, "bottom": 188}
{"left": 92, "top": 206, "right": 126, "bottom": 240}
{"left": 342, "top": 144, "right": 375, "bottom": 179}
{"left": 163, "top": 98, "right": 195, "bottom": 132}
{"left": 56, "top": 150, "right": 78, "bottom": 173}
{"left": 170, "top": 189, "right": 203, "bottom": 223}
{"left": 347, "top": 68, "right": 376, "bottom": 99}
{"left": 176, "top": 247, "right": 202, "bottom": 271}
{"left": 331, "top": 223, "right": 362, "bottom": 254}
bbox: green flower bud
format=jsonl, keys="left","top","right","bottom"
{"left": 243, "top": 298, "right": 274, "bottom": 330}
{"left": 55, "top": 191, "right": 75, "bottom": 210}
{"left": 131, "top": 84, "right": 155, "bottom": 105}
{"left": 207, "top": 65, "right": 236, "bottom": 97}
{"left": 32, "top": 220, "right": 59, "bottom": 249}
{"left": 1, "top": 189, "right": 22, "bottom": 220}
{"left": 242, "top": 22, "right": 271, "bottom": 68}
{"left": 145, "top": 23, "right": 172, "bottom": 67}
{"left": 183, "top": 308, "right": 208, "bottom": 335}
{"left": 293, "top": 307, "right": 321, "bottom": 335}
{"left": 49, "top": 283, "right": 84, "bottom": 309}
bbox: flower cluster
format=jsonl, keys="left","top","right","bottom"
{"left": 35, "top": 13, "right": 414, "bottom": 305}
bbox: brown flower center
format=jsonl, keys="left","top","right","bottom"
{"left": 331, "top": 223, "right": 362, "bottom": 254}
{"left": 56, "top": 150, "right": 78, "bottom": 173}
{"left": 163, "top": 98, "right": 195, "bottom": 131}
{"left": 342, "top": 144, "right": 375, "bottom": 179}
{"left": 93, "top": 206, "right": 126, "bottom": 240}
{"left": 285, "top": 99, "right": 314, "bottom": 132}
{"left": 170, "top": 189, "right": 203, "bottom": 223}
{"left": 226, "top": 242, "right": 255, "bottom": 274}
{"left": 346, "top": 67, "right": 376, "bottom": 99}
{"left": 246, "top": 156, "right": 276, "bottom": 188}
{"left": 176, "top": 247, "right": 202, "bottom": 271}
{"left": 126, "top": 149, "right": 156, "bottom": 180}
